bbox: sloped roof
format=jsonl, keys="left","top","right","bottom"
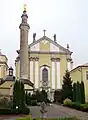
{"left": 70, "top": 63, "right": 88, "bottom": 72}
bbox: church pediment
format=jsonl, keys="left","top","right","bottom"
{"left": 29, "top": 36, "right": 72, "bottom": 54}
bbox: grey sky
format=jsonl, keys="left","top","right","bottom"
{"left": 0, "top": 0, "right": 88, "bottom": 72}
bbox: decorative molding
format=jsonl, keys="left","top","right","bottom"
{"left": 51, "top": 57, "right": 60, "bottom": 62}
{"left": 29, "top": 57, "right": 39, "bottom": 61}
{"left": 51, "top": 58, "right": 56, "bottom": 62}
{"left": 28, "top": 51, "right": 71, "bottom": 55}
{"left": 40, "top": 64, "right": 50, "bottom": 68}
{"left": 56, "top": 58, "right": 60, "bottom": 62}
{"left": 67, "top": 58, "right": 72, "bottom": 62}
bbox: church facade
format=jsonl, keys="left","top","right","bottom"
{"left": 15, "top": 35, "right": 73, "bottom": 91}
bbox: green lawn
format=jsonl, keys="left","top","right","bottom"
{"left": 16, "top": 116, "right": 80, "bottom": 120}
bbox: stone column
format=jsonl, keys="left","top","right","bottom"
{"left": 34, "top": 58, "right": 39, "bottom": 89}
{"left": 19, "top": 9, "right": 30, "bottom": 80}
{"left": 30, "top": 58, "right": 33, "bottom": 83}
{"left": 51, "top": 58, "right": 55, "bottom": 89}
{"left": 56, "top": 58, "right": 60, "bottom": 89}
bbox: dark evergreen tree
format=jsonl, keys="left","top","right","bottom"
{"left": 62, "top": 70, "right": 73, "bottom": 100}
{"left": 80, "top": 81, "right": 85, "bottom": 104}
{"left": 13, "top": 80, "right": 21, "bottom": 109}
{"left": 13, "top": 80, "right": 30, "bottom": 114}
{"left": 54, "top": 90, "right": 57, "bottom": 102}
{"left": 20, "top": 81, "right": 26, "bottom": 110}
{"left": 25, "top": 91, "right": 28, "bottom": 105}
{"left": 76, "top": 81, "right": 81, "bottom": 103}
{"left": 73, "top": 83, "right": 76, "bottom": 102}
{"left": 54, "top": 89, "right": 63, "bottom": 103}
{"left": 40, "top": 90, "right": 47, "bottom": 102}
{"left": 35, "top": 90, "right": 41, "bottom": 102}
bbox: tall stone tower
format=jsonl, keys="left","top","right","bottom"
{"left": 19, "top": 5, "right": 30, "bottom": 81}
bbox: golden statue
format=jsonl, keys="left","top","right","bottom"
{"left": 24, "top": 4, "right": 27, "bottom": 11}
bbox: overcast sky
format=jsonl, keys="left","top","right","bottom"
{"left": 0, "top": 0, "right": 88, "bottom": 73}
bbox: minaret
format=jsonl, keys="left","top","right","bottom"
{"left": 19, "top": 4, "right": 30, "bottom": 80}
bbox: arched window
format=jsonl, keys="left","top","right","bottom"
{"left": 42, "top": 68, "right": 48, "bottom": 82}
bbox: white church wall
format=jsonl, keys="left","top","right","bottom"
{"left": 30, "top": 61, "right": 33, "bottom": 83}
{"left": 50, "top": 43, "right": 59, "bottom": 52}
{"left": 52, "top": 61, "right": 55, "bottom": 89}
{"left": 35, "top": 61, "right": 39, "bottom": 88}
{"left": 68, "top": 61, "right": 71, "bottom": 71}
{"left": 56, "top": 61, "right": 60, "bottom": 89}
{"left": 30, "top": 43, "right": 40, "bottom": 51}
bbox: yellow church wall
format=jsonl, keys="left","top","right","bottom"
{"left": 60, "top": 55, "right": 68, "bottom": 86}
{"left": 40, "top": 40, "right": 50, "bottom": 51}
{"left": 70, "top": 66, "right": 88, "bottom": 102}
{"left": 39, "top": 53, "right": 51, "bottom": 88}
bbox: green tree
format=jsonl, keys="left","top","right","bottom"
{"left": 40, "top": 90, "right": 47, "bottom": 102}
{"left": 20, "top": 81, "right": 26, "bottom": 110}
{"left": 62, "top": 70, "right": 73, "bottom": 100}
{"left": 13, "top": 80, "right": 21, "bottom": 109}
{"left": 76, "top": 81, "right": 81, "bottom": 103}
{"left": 80, "top": 81, "right": 85, "bottom": 104}
{"left": 73, "top": 83, "right": 76, "bottom": 102}
{"left": 35, "top": 90, "right": 41, "bottom": 102}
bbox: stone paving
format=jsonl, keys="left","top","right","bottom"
{"left": 0, "top": 104, "right": 88, "bottom": 120}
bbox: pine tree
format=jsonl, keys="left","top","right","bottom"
{"left": 73, "top": 83, "right": 76, "bottom": 102}
{"left": 13, "top": 80, "right": 21, "bottom": 109}
{"left": 20, "top": 81, "right": 26, "bottom": 110}
{"left": 62, "top": 70, "right": 73, "bottom": 100}
{"left": 76, "top": 81, "right": 81, "bottom": 103}
{"left": 81, "top": 81, "right": 85, "bottom": 104}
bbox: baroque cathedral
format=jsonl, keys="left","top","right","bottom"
{"left": 15, "top": 4, "right": 73, "bottom": 99}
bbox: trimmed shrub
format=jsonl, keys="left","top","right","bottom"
{"left": 63, "top": 98, "right": 72, "bottom": 106}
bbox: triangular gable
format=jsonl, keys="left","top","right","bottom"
{"left": 29, "top": 36, "right": 72, "bottom": 54}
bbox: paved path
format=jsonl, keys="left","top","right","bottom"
{"left": 0, "top": 104, "right": 88, "bottom": 120}
{"left": 30, "top": 104, "right": 88, "bottom": 120}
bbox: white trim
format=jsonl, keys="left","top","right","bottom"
{"left": 52, "top": 62, "right": 55, "bottom": 89}
{"left": 68, "top": 61, "right": 71, "bottom": 71}
{"left": 35, "top": 61, "right": 38, "bottom": 88}
{"left": 57, "top": 61, "right": 60, "bottom": 89}
{"left": 30, "top": 61, "right": 33, "bottom": 83}
{"left": 30, "top": 43, "right": 39, "bottom": 51}
{"left": 50, "top": 43, "right": 59, "bottom": 52}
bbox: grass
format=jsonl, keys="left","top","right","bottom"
{"left": 16, "top": 116, "right": 80, "bottom": 120}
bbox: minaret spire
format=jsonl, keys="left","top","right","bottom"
{"left": 24, "top": 4, "right": 27, "bottom": 12}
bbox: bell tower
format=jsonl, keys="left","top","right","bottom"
{"left": 19, "top": 4, "right": 30, "bottom": 80}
